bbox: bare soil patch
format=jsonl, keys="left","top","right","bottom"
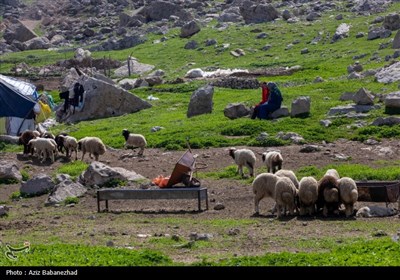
{"left": 1, "top": 139, "right": 400, "bottom": 263}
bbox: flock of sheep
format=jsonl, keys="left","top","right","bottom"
{"left": 228, "top": 148, "right": 359, "bottom": 218}
{"left": 17, "top": 129, "right": 147, "bottom": 163}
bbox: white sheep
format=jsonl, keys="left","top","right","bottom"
{"left": 356, "top": 206, "right": 397, "bottom": 217}
{"left": 58, "top": 135, "right": 78, "bottom": 160}
{"left": 262, "top": 151, "right": 283, "bottom": 174}
{"left": 298, "top": 176, "right": 318, "bottom": 216}
{"left": 324, "top": 168, "right": 340, "bottom": 180}
{"left": 229, "top": 147, "right": 256, "bottom": 177}
{"left": 275, "top": 169, "right": 299, "bottom": 189}
{"left": 122, "top": 129, "right": 147, "bottom": 156}
{"left": 252, "top": 173, "right": 279, "bottom": 215}
{"left": 275, "top": 176, "right": 298, "bottom": 218}
{"left": 27, "top": 138, "right": 57, "bottom": 163}
{"left": 78, "top": 136, "right": 106, "bottom": 161}
{"left": 338, "top": 177, "right": 358, "bottom": 217}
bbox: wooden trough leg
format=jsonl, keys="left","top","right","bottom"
{"left": 105, "top": 200, "right": 109, "bottom": 211}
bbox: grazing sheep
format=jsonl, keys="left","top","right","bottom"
{"left": 229, "top": 147, "right": 256, "bottom": 177}
{"left": 40, "top": 131, "right": 55, "bottom": 139}
{"left": 122, "top": 129, "right": 147, "bottom": 156}
{"left": 298, "top": 176, "right": 318, "bottom": 216}
{"left": 55, "top": 132, "right": 69, "bottom": 154}
{"left": 338, "top": 177, "right": 358, "bottom": 217}
{"left": 262, "top": 151, "right": 283, "bottom": 174}
{"left": 275, "top": 176, "right": 298, "bottom": 218}
{"left": 317, "top": 175, "right": 340, "bottom": 217}
{"left": 275, "top": 169, "right": 299, "bottom": 189}
{"left": 78, "top": 136, "right": 106, "bottom": 161}
{"left": 252, "top": 173, "right": 279, "bottom": 215}
{"left": 58, "top": 135, "right": 78, "bottom": 160}
{"left": 325, "top": 169, "right": 340, "bottom": 180}
{"left": 356, "top": 206, "right": 397, "bottom": 217}
{"left": 18, "top": 130, "right": 40, "bottom": 155}
{"left": 27, "top": 138, "right": 57, "bottom": 163}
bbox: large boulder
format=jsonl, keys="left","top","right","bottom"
{"left": 224, "top": 103, "right": 250, "bottom": 119}
{"left": 240, "top": 3, "right": 279, "bottom": 24}
{"left": 56, "top": 75, "right": 151, "bottom": 123}
{"left": 20, "top": 174, "right": 55, "bottom": 196}
{"left": 45, "top": 175, "right": 87, "bottom": 206}
{"left": 187, "top": 85, "right": 214, "bottom": 118}
{"left": 291, "top": 96, "right": 311, "bottom": 117}
{"left": 79, "top": 161, "right": 147, "bottom": 187}
{"left": 0, "top": 161, "right": 21, "bottom": 181}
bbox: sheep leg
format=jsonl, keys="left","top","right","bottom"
{"left": 254, "top": 196, "right": 261, "bottom": 215}
{"left": 94, "top": 154, "right": 99, "bottom": 161}
{"left": 81, "top": 152, "right": 85, "bottom": 161}
{"left": 323, "top": 205, "right": 328, "bottom": 217}
{"left": 276, "top": 204, "right": 282, "bottom": 218}
{"left": 139, "top": 147, "right": 144, "bottom": 156}
{"left": 74, "top": 149, "right": 78, "bottom": 161}
{"left": 49, "top": 150, "right": 54, "bottom": 163}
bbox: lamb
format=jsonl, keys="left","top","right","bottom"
{"left": 262, "top": 151, "right": 283, "bottom": 174}
{"left": 275, "top": 176, "right": 298, "bottom": 218}
{"left": 275, "top": 169, "right": 299, "bottom": 189}
{"left": 57, "top": 135, "right": 78, "bottom": 160}
{"left": 55, "top": 132, "right": 69, "bottom": 154}
{"left": 298, "top": 176, "right": 318, "bottom": 216}
{"left": 78, "top": 136, "right": 106, "bottom": 161}
{"left": 338, "top": 177, "right": 358, "bottom": 217}
{"left": 122, "top": 129, "right": 147, "bottom": 156}
{"left": 317, "top": 175, "right": 340, "bottom": 217}
{"left": 27, "top": 138, "right": 57, "bottom": 163}
{"left": 228, "top": 147, "right": 256, "bottom": 177}
{"left": 18, "top": 130, "right": 40, "bottom": 155}
{"left": 252, "top": 173, "right": 279, "bottom": 215}
{"left": 356, "top": 206, "right": 397, "bottom": 218}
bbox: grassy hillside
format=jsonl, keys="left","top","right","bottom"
{"left": 1, "top": 2, "right": 400, "bottom": 151}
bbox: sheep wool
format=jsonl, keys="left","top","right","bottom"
{"left": 261, "top": 151, "right": 283, "bottom": 174}
{"left": 252, "top": 173, "right": 279, "bottom": 215}
{"left": 122, "top": 129, "right": 147, "bottom": 156}
{"left": 275, "top": 176, "right": 298, "bottom": 218}
{"left": 298, "top": 176, "right": 318, "bottom": 216}
{"left": 78, "top": 136, "right": 106, "bottom": 161}
{"left": 229, "top": 147, "right": 256, "bottom": 177}
{"left": 27, "top": 138, "right": 57, "bottom": 163}
{"left": 275, "top": 169, "right": 299, "bottom": 189}
{"left": 317, "top": 175, "right": 340, "bottom": 217}
{"left": 338, "top": 177, "right": 358, "bottom": 217}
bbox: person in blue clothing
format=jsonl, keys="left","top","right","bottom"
{"left": 256, "top": 82, "right": 283, "bottom": 119}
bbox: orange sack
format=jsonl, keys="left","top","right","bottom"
{"left": 152, "top": 175, "right": 170, "bottom": 188}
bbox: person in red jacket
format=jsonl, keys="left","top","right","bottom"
{"left": 251, "top": 82, "right": 269, "bottom": 119}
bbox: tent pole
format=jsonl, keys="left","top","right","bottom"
{"left": 16, "top": 108, "right": 34, "bottom": 136}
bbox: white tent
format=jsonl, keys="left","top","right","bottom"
{"left": 0, "top": 74, "right": 39, "bottom": 136}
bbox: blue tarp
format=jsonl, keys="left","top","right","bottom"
{"left": 0, "top": 75, "right": 38, "bottom": 118}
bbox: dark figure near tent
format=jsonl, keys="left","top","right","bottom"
{"left": 255, "top": 82, "right": 283, "bottom": 120}
{"left": 59, "top": 82, "right": 84, "bottom": 114}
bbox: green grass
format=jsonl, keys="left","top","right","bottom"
{"left": 195, "top": 238, "right": 400, "bottom": 266}
{"left": 55, "top": 161, "right": 88, "bottom": 180}
{"left": 0, "top": 244, "right": 172, "bottom": 266}
{"left": 2, "top": 3, "right": 400, "bottom": 151}
{"left": 296, "top": 163, "right": 400, "bottom": 181}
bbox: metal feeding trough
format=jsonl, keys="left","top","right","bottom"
{"left": 356, "top": 180, "right": 400, "bottom": 208}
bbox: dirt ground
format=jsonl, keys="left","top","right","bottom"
{"left": 1, "top": 139, "right": 400, "bottom": 263}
